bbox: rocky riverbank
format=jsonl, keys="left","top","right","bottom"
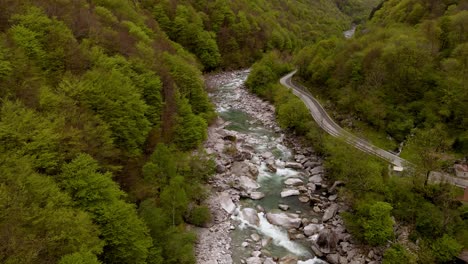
{"left": 195, "top": 70, "right": 383, "bottom": 264}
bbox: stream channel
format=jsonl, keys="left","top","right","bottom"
{"left": 208, "top": 70, "right": 327, "bottom": 264}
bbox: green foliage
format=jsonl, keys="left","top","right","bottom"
{"left": 59, "top": 154, "right": 152, "bottom": 263}
{"left": 173, "top": 97, "right": 208, "bottom": 150}
{"left": 186, "top": 205, "right": 212, "bottom": 227}
{"left": 383, "top": 244, "right": 415, "bottom": 264}
{"left": 58, "top": 252, "right": 101, "bottom": 264}
{"left": 431, "top": 235, "right": 463, "bottom": 263}
{"left": 0, "top": 156, "right": 103, "bottom": 264}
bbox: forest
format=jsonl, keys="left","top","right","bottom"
{"left": 1, "top": 0, "right": 466, "bottom": 263}
{"left": 0, "top": 0, "right": 360, "bottom": 263}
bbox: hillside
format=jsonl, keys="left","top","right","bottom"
{"left": 296, "top": 0, "right": 468, "bottom": 155}
{"left": 0, "top": 0, "right": 355, "bottom": 263}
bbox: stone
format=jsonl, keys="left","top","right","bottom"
{"left": 261, "top": 237, "right": 272, "bottom": 247}
{"left": 242, "top": 241, "right": 249, "bottom": 247}
{"left": 303, "top": 224, "right": 322, "bottom": 236}
{"left": 248, "top": 164, "right": 259, "bottom": 177}
{"left": 246, "top": 257, "right": 262, "bottom": 264}
{"left": 313, "top": 206, "right": 321, "bottom": 213}
{"left": 311, "top": 218, "right": 319, "bottom": 224}
{"left": 327, "top": 253, "right": 340, "bottom": 264}
{"left": 241, "top": 208, "right": 260, "bottom": 226}
{"left": 285, "top": 162, "right": 303, "bottom": 170}
{"left": 251, "top": 233, "right": 260, "bottom": 242}
{"left": 281, "top": 189, "right": 300, "bottom": 197}
{"left": 310, "top": 166, "right": 324, "bottom": 175}
{"left": 317, "top": 229, "right": 338, "bottom": 254}
{"left": 250, "top": 192, "right": 265, "bottom": 200}
{"left": 266, "top": 160, "right": 277, "bottom": 172}
{"left": 219, "top": 193, "right": 236, "bottom": 214}
{"left": 238, "top": 176, "right": 260, "bottom": 192}
{"left": 266, "top": 212, "right": 302, "bottom": 229}
{"left": 322, "top": 204, "right": 339, "bottom": 222}
{"left": 303, "top": 160, "right": 319, "bottom": 169}
{"left": 298, "top": 196, "right": 310, "bottom": 203}
{"left": 309, "top": 175, "right": 323, "bottom": 183}
{"left": 278, "top": 204, "right": 290, "bottom": 211}
{"left": 339, "top": 256, "right": 348, "bottom": 264}
{"left": 328, "top": 194, "right": 338, "bottom": 201}
{"left": 216, "top": 164, "right": 226, "bottom": 173}
{"left": 310, "top": 243, "right": 324, "bottom": 257}
{"left": 284, "top": 178, "right": 304, "bottom": 186}
{"left": 279, "top": 255, "right": 298, "bottom": 264}
{"left": 264, "top": 258, "right": 276, "bottom": 264}
{"left": 262, "top": 152, "right": 273, "bottom": 160}
{"left": 251, "top": 251, "right": 262, "bottom": 257}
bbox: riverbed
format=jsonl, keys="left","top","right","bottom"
{"left": 196, "top": 70, "right": 382, "bottom": 264}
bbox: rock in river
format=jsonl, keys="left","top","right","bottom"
{"left": 219, "top": 193, "right": 236, "bottom": 214}
{"left": 241, "top": 208, "right": 260, "bottom": 226}
{"left": 238, "top": 176, "right": 260, "bottom": 192}
{"left": 250, "top": 192, "right": 265, "bottom": 200}
{"left": 285, "top": 162, "right": 303, "bottom": 170}
{"left": 284, "top": 178, "right": 304, "bottom": 186}
{"left": 281, "top": 189, "right": 300, "bottom": 197}
{"left": 266, "top": 212, "right": 301, "bottom": 229}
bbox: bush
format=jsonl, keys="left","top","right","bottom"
{"left": 187, "top": 205, "right": 211, "bottom": 227}
{"left": 383, "top": 244, "right": 415, "bottom": 264}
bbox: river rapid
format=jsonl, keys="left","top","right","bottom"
{"left": 196, "top": 70, "right": 382, "bottom": 264}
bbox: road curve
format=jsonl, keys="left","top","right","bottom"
{"left": 280, "top": 70, "right": 407, "bottom": 168}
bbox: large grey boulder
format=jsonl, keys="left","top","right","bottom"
{"left": 219, "top": 193, "right": 236, "bottom": 214}
{"left": 303, "top": 223, "right": 323, "bottom": 237}
{"left": 266, "top": 212, "right": 301, "bottom": 229}
{"left": 310, "top": 166, "right": 324, "bottom": 175}
{"left": 309, "top": 174, "right": 323, "bottom": 183}
{"left": 317, "top": 229, "right": 338, "bottom": 254}
{"left": 238, "top": 176, "right": 260, "bottom": 192}
{"left": 241, "top": 208, "right": 260, "bottom": 226}
{"left": 322, "top": 204, "right": 339, "bottom": 222}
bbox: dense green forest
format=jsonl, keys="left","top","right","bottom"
{"left": 0, "top": 0, "right": 361, "bottom": 263}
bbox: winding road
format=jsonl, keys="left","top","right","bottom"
{"left": 280, "top": 70, "right": 408, "bottom": 169}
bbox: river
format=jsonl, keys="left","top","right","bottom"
{"left": 203, "top": 70, "right": 329, "bottom": 264}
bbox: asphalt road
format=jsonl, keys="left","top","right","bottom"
{"left": 280, "top": 70, "right": 407, "bottom": 168}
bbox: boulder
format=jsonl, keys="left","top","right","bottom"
{"left": 326, "top": 253, "right": 340, "bottom": 264}
{"left": 285, "top": 162, "right": 303, "bottom": 170}
{"left": 279, "top": 255, "right": 298, "bottom": 264}
{"left": 251, "top": 251, "right": 262, "bottom": 257}
{"left": 262, "top": 152, "right": 273, "bottom": 160}
{"left": 241, "top": 208, "right": 260, "bottom": 226}
{"left": 303, "top": 224, "right": 322, "bottom": 237}
{"left": 317, "top": 229, "right": 338, "bottom": 254}
{"left": 310, "top": 242, "right": 323, "bottom": 257}
{"left": 298, "top": 196, "right": 310, "bottom": 203}
{"left": 238, "top": 176, "right": 260, "bottom": 192}
{"left": 264, "top": 258, "right": 276, "bottom": 264}
{"left": 281, "top": 189, "right": 300, "bottom": 197}
{"left": 322, "top": 204, "right": 339, "bottom": 222}
{"left": 235, "top": 151, "right": 253, "bottom": 161}
{"left": 266, "top": 212, "right": 301, "bottom": 229}
{"left": 284, "top": 178, "right": 304, "bottom": 186}
{"left": 303, "top": 160, "right": 319, "bottom": 169}
{"left": 328, "top": 194, "right": 338, "bottom": 201}
{"left": 250, "top": 192, "right": 265, "bottom": 200}
{"left": 246, "top": 257, "right": 262, "bottom": 264}
{"left": 310, "top": 166, "right": 324, "bottom": 175}
{"left": 251, "top": 233, "right": 260, "bottom": 242}
{"left": 219, "top": 193, "right": 236, "bottom": 214}
{"left": 309, "top": 175, "right": 323, "bottom": 183}
{"left": 278, "top": 204, "right": 290, "bottom": 211}
{"left": 216, "top": 163, "right": 226, "bottom": 173}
